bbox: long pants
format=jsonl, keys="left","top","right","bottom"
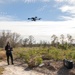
{"left": 6, "top": 52, "right": 13, "bottom": 65}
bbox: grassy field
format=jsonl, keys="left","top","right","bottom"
{"left": 13, "top": 47, "right": 75, "bottom": 59}
{"left": 0, "top": 47, "right": 75, "bottom": 75}
{"left": 13, "top": 47, "right": 75, "bottom": 67}
{"left": 0, "top": 47, "right": 75, "bottom": 67}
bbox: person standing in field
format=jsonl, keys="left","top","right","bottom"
{"left": 5, "top": 42, "right": 14, "bottom": 65}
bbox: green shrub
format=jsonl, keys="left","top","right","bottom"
{"left": 34, "top": 56, "right": 43, "bottom": 65}
{"left": 23, "top": 49, "right": 43, "bottom": 68}
{"left": 13, "top": 47, "right": 75, "bottom": 66}
{"left": 24, "top": 53, "right": 30, "bottom": 63}
{"left": 27, "top": 56, "right": 43, "bottom": 68}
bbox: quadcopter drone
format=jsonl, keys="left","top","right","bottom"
{"left": 28, "top": 16, "right": 41, "bottom": 21}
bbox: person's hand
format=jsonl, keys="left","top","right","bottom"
{"left": 8, "top": 49, "right": 10, "bottom": 50}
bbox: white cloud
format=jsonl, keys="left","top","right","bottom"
{"left": 0, "top": 21, "right": 75, "bottom": 35}
{"left": 55, "top": 0, "right": 75, "bottom": 5}
{"left": 0, "top": 11, "right": 19, "bottom": 21}
{"left": 59, "top": 5, "right": 75, "bottom": 14}
{"left": 55, "top": 0, "right": 75, "bottom": 21}
{"left": 0, "top": 21, "right": 75, "bottom": 42}
{"left": 55, "top": 0, "right": 75, "bottom": 13}
{"left": 59, "top": 16, "right": 75, "bottom": 21}
{"left": 0, "top": 16, "right": 12, "bottom": 21}
{"left": 0, "top": 15, "right": 18, "bottom": 21}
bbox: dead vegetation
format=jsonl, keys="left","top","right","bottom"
{"left": 0, "top": 67, "right": 4, "bottom": 75}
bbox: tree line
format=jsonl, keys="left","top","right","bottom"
{"left": 0, "top": 31, "right": 75, "bottom": 49}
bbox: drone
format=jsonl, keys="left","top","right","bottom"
{"left": 28, "top": 16, "right": 41, "bottom": 21}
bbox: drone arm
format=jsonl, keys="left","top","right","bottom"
{"left": 28, "top": 18, "right": 31, "bottom": 20}
{"left": 39, "top": 18, "right": 41, "bottom": 20}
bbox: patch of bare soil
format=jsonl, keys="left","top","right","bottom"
{"left": 0, "top": 60, "right": 75, "bottom": 75}
{"left": 33, "top": 60, "right": 75, "bottom": 75}
{"left": 0, "top": 61, "right": 44, "bottom": 75}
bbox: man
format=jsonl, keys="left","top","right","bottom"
{"left": 5, "top": 42, "right": 14, "bottom": 65}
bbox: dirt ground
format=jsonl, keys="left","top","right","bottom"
{"left": 34, "top": 60, "right": 75, "bottom": 75}
{"left": 0, "top": 61, "right": 44, "bottom": 75}
{"left": 0, "top": 60, "right": 75, "bottom": 75}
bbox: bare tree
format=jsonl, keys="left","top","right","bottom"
{"left": 60, "top": 34, "right": 65, "bottom": 45}
{"left": 23, "top": 38, "right": 29, "bottom": 47}
{"left": 0, "top": 31, "right": 11, "bottom": 47}
{"left": 67, "top": 34, "right": 74, "bottom": 47}
{"left": 51, "top": 34, "right": 58, "bottom": 47}
{"left": 28, "top": 35, "right": 35, "bottom": 47}
{"left": 10, "top": 33, "right": 21, "bottom": 47}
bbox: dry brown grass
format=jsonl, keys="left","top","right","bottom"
{"left": 0, "top": 50, "right": 6, "bottom": 60}
{"left": 0, "top": 67, "right": 4, "bottom": 75}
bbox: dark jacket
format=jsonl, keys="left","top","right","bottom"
{"left": 5, "top": 45, "right": 13, "bottom": 53}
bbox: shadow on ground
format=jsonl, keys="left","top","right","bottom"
{"left": 57, "top": 66, "right": 71, "bottom": 75}
{"left": 57, "top": 62, "right": 75, "bottom": 75}
{"left": 24, "top": 67, "right": 33, "bottom": 71}
{"left": 14, "top": 61, "right": 32, "bottom": 71}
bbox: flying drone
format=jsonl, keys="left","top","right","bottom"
{"left": 28, "top": 16, "right": 41, "bottom": 21}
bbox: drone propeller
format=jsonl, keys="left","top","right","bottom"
{"left": 38, "top": 18, "right": 41, "bottom": 20}
{"left": 35, "top": 16, "right": 37, "bottom": 18}
{"left": 28, "top": 18, "right": 30, "bottom": 20}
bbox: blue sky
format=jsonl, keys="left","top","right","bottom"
{"left": 0, "top": 0, "right": 75, "bottom": 42}
{"left": 0, "top": 0, "right": 74, "bottom": 21}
